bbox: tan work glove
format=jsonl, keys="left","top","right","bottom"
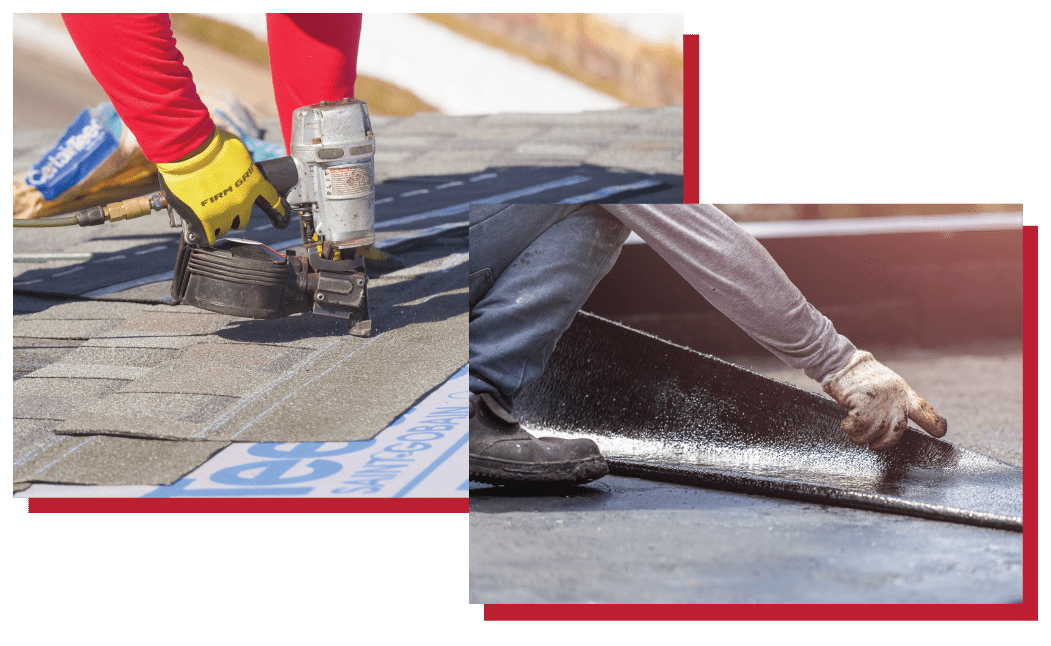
{"left": 822, "top": 350, "right": 947, "bottom": 450}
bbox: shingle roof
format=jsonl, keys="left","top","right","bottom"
{"left": 13, "top": 107, "right": 683, "bottom": 490}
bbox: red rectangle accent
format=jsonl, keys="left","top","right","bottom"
{"left": 483, "top": 604, "right": 1031, "bottom": 622}
{"left": 683, "top": 34, "right": 698, "bottom": 204}
{"left": 1022, "top": 224, "right": 1037, "bottom": 617}
{"left": 28, "top": 497, "right": 468, "bottom": 513}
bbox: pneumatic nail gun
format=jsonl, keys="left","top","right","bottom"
{"left": 166, "top": 98, "right": 377, "bottom": 336}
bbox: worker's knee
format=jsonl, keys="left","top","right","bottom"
{"left": 570, "top": 203, "right": 631, "bottom": 264}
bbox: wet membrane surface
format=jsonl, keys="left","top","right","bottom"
{"left": 513, "top": 312, "right": 1023, "bottom": 531}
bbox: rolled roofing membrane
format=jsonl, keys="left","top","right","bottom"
{"left": 513, "top": 313, "right": 1022, "bottom": 531}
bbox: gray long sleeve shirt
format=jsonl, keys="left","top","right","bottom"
{"left": 599, "top": 203, "right": 856, "bottom": 382}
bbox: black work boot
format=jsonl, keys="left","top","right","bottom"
{"left": 469, "top": 393, "right": 608, "bottom": 485}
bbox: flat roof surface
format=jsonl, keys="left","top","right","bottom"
{"left": 471, "top": 331, "right": 1023, "bottom": 603}
{"left": 470, "top": 230, "right": 1023, "bottom": 604}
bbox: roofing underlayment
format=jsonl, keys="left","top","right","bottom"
{"left": 13, "top": 107, "right": 683, "bottom": 496}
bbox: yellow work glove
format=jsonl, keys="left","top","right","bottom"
{"left": 157, "top": 128, "right": 286, "bottom": 246}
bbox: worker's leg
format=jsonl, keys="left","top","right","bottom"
{"left": 266, "top": 13, "right": 362, "bottom": 152}
{"left": 469, "top": 204, "right": 630, "bottom": 411}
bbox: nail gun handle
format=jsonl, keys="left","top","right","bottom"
{"left": 257, "top": 156, "right": 299, "bottom": 195}
{"left": 257, "top": 156, "right": 299, "bottom": 230}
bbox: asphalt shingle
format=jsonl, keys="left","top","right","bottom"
{"left": 14, "top": 419, "right": 60, "bottom": 465}
{"left": 513, "top": 143, "right": 594, "bottom": 157}
{"left": 381, "top": 135, "right": 449, "bottom": 149}
{"left": 121, "top": 343, "right": 301, "bottom": 397}
{"left": 94, "top": 281, "right": 174, "bottom": 302}
{"left": 20, "top": 299, "right": 148, "bottom": 320}
{"left": 374, "top": 151, "right": 414, "bottom": 167}
{"left": 13, "top": 293, "right": 68, "bottom": 315}
{"left": 13, "top": 318, "right": 122, "bottom": 339}
{"left": 586, "top": 148, "right": 681, "bottom": 174}
{"left": 58, "top": 346, "right": 182, "bottom": 368}
{"left": 75, "top": 391, "right": 239, "bottom": 425}
{"left": 14, "top": 435, "right": 229, "bottom": 486}
{"left": 55, "top": 414, "right": 205, "bottom": 440}
{"left": 24, "top": 363, "right": 151, "bottom": 380}
{"left": 479, "top": 107, "right": 681, "bottom": 128}
{"left": 203, "top": 315, "right": 358, "bottom": 350}
{"left": 13, "top": 338, "right": 82, "bottom": 378}
{"left": 13, "top": 377, "right": 129, "bottom": 421}
{"left": 387, "top": 151, "right": 499, "bottom": 177}
{"left": 82, "top": 335, "right": 205, "bottom": 350}
{"left": 456, "top": 126, "right": 543, "bottom": 142}
{"left": 533, "top": 127, "right": 633, "bottom": 144}
{"left": 100, "top": 310, "right": 231, "bottom": 336}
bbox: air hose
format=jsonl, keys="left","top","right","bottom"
{"left": 13, "top": 215, "right": 78, "bottom": 227}
{"left": 12, "top": 194, "right": 165, "bottom": 229}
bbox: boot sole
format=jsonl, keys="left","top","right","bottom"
{"left": 469, "top": 454, "right": 609, "bottom": 486}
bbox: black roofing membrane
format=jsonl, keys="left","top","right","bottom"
{"left": 513, "top": 312, "right": 1023, "bottom": 531}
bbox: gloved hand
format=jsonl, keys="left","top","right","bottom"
{"left": 822, "top": 350, "right": 947, "bottom": 450}
{"left": 157, "top": 128, "right": 286, "bottom": 246}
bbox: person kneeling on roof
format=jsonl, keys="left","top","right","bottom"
{"left": 468, "top": 204, "right": 946, "bottom": 486}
